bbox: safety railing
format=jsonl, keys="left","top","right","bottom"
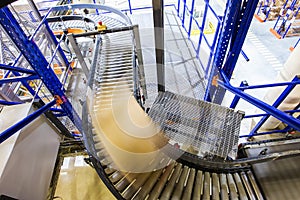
{"left": 177, "top": 0, "right": 222, "bottom": 78}
{"left": 218, "top": 69, "right": 300, "bottom": 138}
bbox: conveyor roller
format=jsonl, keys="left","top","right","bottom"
{"left": 88, "top": 138, "right": 264, "bottom": 200}
{"left": 82, "top": 23, "right": 264, "bottom": 200}
{"left": 59, "top": 4, "right": 267, "bottom": 200}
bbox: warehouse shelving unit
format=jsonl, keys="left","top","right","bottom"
{"left": 0, "top": 2, "right": 81, "bottom": 143}
{"left": 255, "top": 0, "right": 278, "bottom": 22}
{"left": 270, "top": 0, "right": 300, "bottom": 38}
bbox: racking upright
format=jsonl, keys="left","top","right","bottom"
{"left": 0, "top": 0, "right": 82, "bottom": 143}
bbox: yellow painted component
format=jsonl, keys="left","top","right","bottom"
{"left": 0, "top": 70, "right": 4, "bottom": 79}
{"left": 70, "top": 60, "right": 75, "bottom": 69}
{"left": 191, "top": 29, "right": 200, "bottom": 35}
{"left": 97, "top": 21, "right": 107, "bottom": 31}
{"left": 190, "top": 21, "right": 216, "bottom": 35}
{"left": 52, "top": 28, "right": 85, "bottom": 36}
{"left": 53, "top": 63, "right": 63, "bottom": 75}
{"left": 67, "top": 28, "right": 85, "bottom": 34}
{"left": 97, "top": 24, "right": 107, "bottom": 31}
{"left": 203, "top": 21, "right": 215, "bottom": 34}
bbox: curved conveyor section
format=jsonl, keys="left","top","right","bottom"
{"left": 58, "top": 4, "right": 266, "bottom": 200}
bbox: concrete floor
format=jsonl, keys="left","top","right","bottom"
{"left": 54, "top": 156, "right": 116, "bottom": 200}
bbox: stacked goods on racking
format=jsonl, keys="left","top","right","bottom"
{"left": 255, "top": 0, "right": 300, "bottom": 22}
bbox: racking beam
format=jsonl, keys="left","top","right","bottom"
{"left": 0, "top": 7, "right": 82, "bottom": 133}
{"left": 0, "top": 64, "right": 36, "bottom": 74}
{"left": 0, "top": 99, "right": 56, "bottom": 143}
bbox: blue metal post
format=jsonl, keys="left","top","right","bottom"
{"left": 204, "top": 0, "right": 240, "bottom": 102}
{"left": 128, "top": 0, "right": 132, "bottom": 14}
{"left": 181, "top": 0, "right": 187, "bottom": 25}
{"left": 230, "top": 80, "right": 248, "bottom": 108}
{"left": 0, "top": 64, "right": 36, "bottom": 74}
{"left": 187, "top": 0, "right": 195, "bottom": 37}
{"left": 293, "top": 38, "right": 300, "bottom": 49}
{"left": 223, "top": 0, "right": 258, "bottom": 78}
{"left": 0, "top": 7, "right": 82, "bottom": 133}
{"left": 241, "top": 50, "right": 250, "bottom": 61}
{"left": 196, "top": 0, "right": 209, "bottom": 55}
{"left": 0, "top": 100, "right": 56, "bottom": 144}
{"left": 204, "top": 0, "right": 259, "bottom": 104}
{"left": 218, "top": 71, "right": 300, "bottom": 132}
{"left": 93, "top": 0, "right": 99, "bottom": 15}
{"left": 250, "top": 75, "right": 300, "bottom": 135}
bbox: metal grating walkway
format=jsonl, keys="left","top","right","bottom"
{"left": 149, "top": 91, "right": 244, "bottom": 159}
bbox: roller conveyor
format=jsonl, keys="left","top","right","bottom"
{"left": 87, "top": 137, "right": 264, "bottom": 200}
{"left": 43, "top": 4, "right": 275, "bottom": 200}
{"left": 81, "top": 19, "right": 265, "bottom": 200}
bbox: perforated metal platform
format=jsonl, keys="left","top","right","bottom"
{"left": 149, "top": 91, "right": 244, "bottom": 159}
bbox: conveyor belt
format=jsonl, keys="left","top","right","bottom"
{"left": 149, "top": 91, "right": 244, "bottom": 159}
{"left": 81, "top": 25, "right": 265, "bottom": 200}
{"left": 93, "top": 30, "right": 134, "bottom": 111}
{"left": 88, "top": 138, "right": 264, "bottom": 200}
{"left": 246, "top": 143, "right": 300, "bottom": 200}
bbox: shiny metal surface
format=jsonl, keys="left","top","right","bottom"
{"left": 0, "top": 104, "right": 60, "bottom": 200}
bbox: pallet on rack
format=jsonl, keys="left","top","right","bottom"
{"left": 270, "top": 0, "right": 300, "bottom": 38}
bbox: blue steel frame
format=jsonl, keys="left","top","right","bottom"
{"left": 0, "top": 2, "right": 137, "bottom": 143}
{"left": 176, "top": 0, "right": 249, "bottom": 77}
{"left": 0, "top": 100, "right": 56, "bottom": 144}
{"left": 0, "top": 6, "right": 82, "bottom": 143}
{"left": 177, "top": 0, "right": 222, "bottom": 77}
{"left": 204, "top": 0, "right": 258, "bottom": 104}
{"left": 218, "top": 70, "right": 300, "bottom": 137}
{"left": 1, "top": 0, "right": 300, "bottom": 142}
{"left": 291, "top": 37, "right": 300, "bottom": 50}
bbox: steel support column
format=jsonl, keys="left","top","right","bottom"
{"left": 0, "top": 7, "right": 82, "bottom": 133}
{"left": 67, "top": 33, "right": 89, "bottom": 78}
{"left": 152, "top": 0, "right": 165, "bottom": 92}
{"left": 204, "top": 0, "right": 259, "bottom": 104}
